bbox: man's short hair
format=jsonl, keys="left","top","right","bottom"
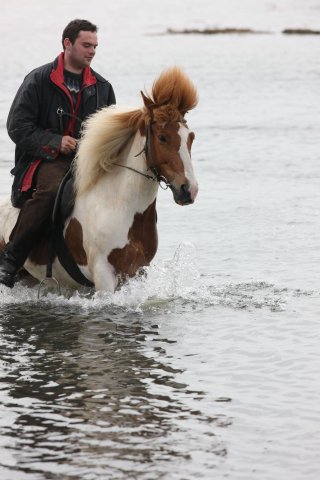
{"left": 62, "top": 19, "right": 98, "bottom": 49}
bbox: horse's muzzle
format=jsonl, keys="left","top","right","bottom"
{"left": 172, "top": 183, "right": 195, "bottom": 205}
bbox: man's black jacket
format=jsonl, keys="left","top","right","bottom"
{"left": 7, "top": 53, "right": 116, "bottom": 207}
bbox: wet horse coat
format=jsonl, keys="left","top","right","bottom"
{"left": 0, "top": 67, "right": 198, "bottom": 292}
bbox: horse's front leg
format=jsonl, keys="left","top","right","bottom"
{"left": 91, "top": 256, "right": 118, "bottom": 292}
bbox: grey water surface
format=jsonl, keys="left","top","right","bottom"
{"left": 0, "top": 1, "right": 320, "bottom": 479}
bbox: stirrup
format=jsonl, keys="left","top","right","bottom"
{"left": 37, "top": 276, "right": 61, "bottom": 298}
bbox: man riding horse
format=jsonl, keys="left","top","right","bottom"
{"left": 0, "top": 19, "right": 116, "bottom": 288}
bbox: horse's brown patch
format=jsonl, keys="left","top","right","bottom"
{"left": 65, "top": 218, "right": 88, "bottom": 266}
{"left": 187, "top": 131, "right": 195, "bottom": 152}
{"left": 148, "top": 122, "right": 186, "bottom": 182}
{"left": 108, "top": 200, "right": 158, "bottom": 277}
{"left": 26, "top": 219, "right": 87, "bottom": 268}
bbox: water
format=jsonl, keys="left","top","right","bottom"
{"left": 1, "top": 1, "right": 320, "bottom": 478}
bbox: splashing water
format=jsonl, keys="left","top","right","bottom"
{"left": 0, "top": 242, "right": 316, "bottom": 314}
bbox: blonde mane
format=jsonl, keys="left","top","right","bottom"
{"left": 74, "top": 67, "right": 198, "bottom": 196}
{"left": 73, "top": 106, "right": 141, "bottom": 195}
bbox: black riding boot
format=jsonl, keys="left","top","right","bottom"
{"left": 0, "top": 247, "right": 23, "bottom": 288}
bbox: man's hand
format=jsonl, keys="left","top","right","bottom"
{"left": 60, "top": 135, "right": 77, "bottom": 155}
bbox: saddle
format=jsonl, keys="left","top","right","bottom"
{"left": 49, "top": 170, "right": 94, "bottom": 287}
{"left": 52, "top": 169, "right": 75, "bottom": 226}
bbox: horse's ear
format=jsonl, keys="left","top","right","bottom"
{"left": 141, "top": 91, "right": 154, "bottom": 111}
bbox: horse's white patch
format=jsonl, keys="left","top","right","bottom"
{"left": 178, "top": 124, "right": 198, "bottom": 201}
{"left": 0, "top": 198, "right": 19, "bottom": 243}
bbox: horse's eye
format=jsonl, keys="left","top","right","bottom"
{"left": 158, "top": 134, "right": 167, "bottom": 143}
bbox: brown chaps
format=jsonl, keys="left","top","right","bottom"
{"left": 8, "top": 158, "right": 71, "bottom": 266}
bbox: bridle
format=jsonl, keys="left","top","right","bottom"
{"left": 115, "top": 121, "right": 171, "bottom": 190}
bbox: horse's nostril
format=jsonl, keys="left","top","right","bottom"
{"left": 181, "top": 184, "right": 191, "bottom": 197}
{"left": 180, "top": 184, "right": 192, "bottom": 204}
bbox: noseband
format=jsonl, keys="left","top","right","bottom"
{"left": 115, "top": 121, "right": 171, "bottom": 190}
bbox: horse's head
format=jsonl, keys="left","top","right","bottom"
{"left": 141, "top": 67, "right": 199, "bottom": 206}
{"left": 141, "top": 110, "right": 198, "bottom": 205}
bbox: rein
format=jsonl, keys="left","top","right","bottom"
{"left": 115, "top": 121, "right": 171, "bottom": 191}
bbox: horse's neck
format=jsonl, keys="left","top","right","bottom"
{"left": 74, "top": 131, "right": 158, "bottom": 216}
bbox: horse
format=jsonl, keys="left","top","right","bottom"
{"left": 0, "top": 67, "right": 198, "bottom": 292}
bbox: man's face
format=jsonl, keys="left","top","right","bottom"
{"left": 65, "top": 30, "right": 98, "bottom": 70}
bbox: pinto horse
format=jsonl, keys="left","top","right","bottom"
{"left": 0, "top": 67, "right": 198, "bottom": 292}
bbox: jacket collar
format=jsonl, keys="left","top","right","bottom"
{"left": 50, "top": 52, "right": 97, "bottom": 89}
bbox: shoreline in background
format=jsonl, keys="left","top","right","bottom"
{"left": 162, "top": 27, "right": 320, "bottom": 35}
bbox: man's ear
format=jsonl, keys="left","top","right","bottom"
{"left": 63, "top": 38, "right": 72, "bottom": 50}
